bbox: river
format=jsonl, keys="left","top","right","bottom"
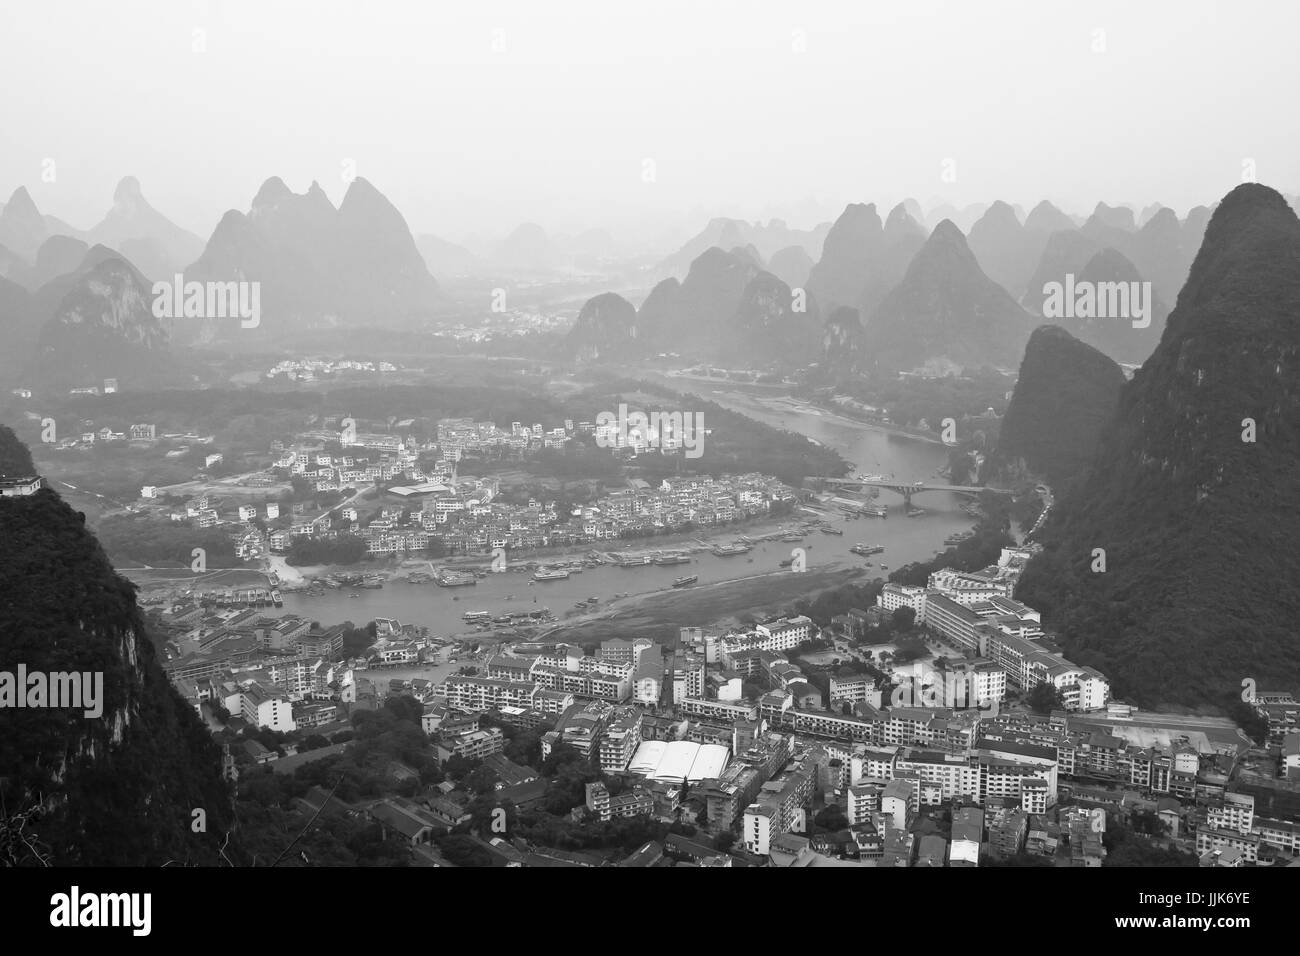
{"left": 277, "top": 384, "right": 975, "bottom": 638}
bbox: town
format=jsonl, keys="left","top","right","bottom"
{"left": 149, "top": 540, "right": 1300, "bottom": 868}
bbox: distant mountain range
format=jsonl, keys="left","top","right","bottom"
{"left": 0, "top": 242, "right": 175, "bottom": 389}
{"left": 568, "top": 191, "right": 1264, "bottom": 377}
{"left": 658, "top": 217, "right": 830, "bottom": 279}
{"left": 183, "top": 176, "right": 439, "bottom": 341}
{"left": 86, "top": 176, "right": 206, "bottom": 278}
{"left": 566, "top": 245, "right": 820, "bottom": 365}
{"left": 35, "top": 249, "right": 172, "bottom": 389}
{"left": 855, "top": 220, "right": 1035, "bottom": 375}
{"left": 0, "top": 179, "right": 203, "bottom": 281}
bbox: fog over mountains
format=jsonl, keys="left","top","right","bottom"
{"left": 3, "top": 161, "right": 1299, "bottom": 393}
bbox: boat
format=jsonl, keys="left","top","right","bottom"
{"left": 821, "top": 527, "right": 844, "bottom": 535}
{"left": 779, "top": 558, "right": 794, "bottom": 568}
{"left": 533, "top": 568, "right": 571, "bottom": 581}
{"left": 779, "top": 532, "right": 804, "bottom": 542}
{"left": 271, "top": 589, "right": 283, "bottom": 607}
{"left": 672, "top": 575, "right": 699, "bottom": 587}
{"left": 463, "top": 611, "right": 491, "bottom": 622}
{"left": 711, "top": 543, "right": 752, "bottom": 557}
{"left": 850, "top": 544, "right": 885, "bottom": 556}
{"left": 434, "top": 570, "right": 478, "bottom": 587}
{"left": 879, "top": 563, "right": 889, "bottom": 569}
{"left": 652, "top": 553, "right": 691, "bottom": 566}
{"left": 906, "top": 507, "right": 926, "bottom": 518}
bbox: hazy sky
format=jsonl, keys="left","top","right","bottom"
{"left": 2, "top": 0, "right": 1297, "bottom": 247}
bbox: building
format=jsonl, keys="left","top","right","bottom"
{"left": 950, "top": 807, "right": 984, "bottom": 866}
{"left": 877, "top": 583, "right": 930, "bottom": 623}
{"left": 922, "top": 593, "right": 984, "bottom": 650}
{"left": 1195, "top": 827, "right": 1260, "bottom": 865}
{"left": 754, "top": 615, "right": 814, "bottom": 650}
{"left": 585, "top": 781, "right": 653, "bottom": 823}
{"left": 1284, "top": 734, "right": 1300, "bottom": 781}
{"left": 435, "top": 727, "right": 505, "bottom": 763}
{"left": 225, "top": 681, "right": 297, "bottom": 732}
{"left": 599, "top": 638, "right": 654, "bottom": 668}
{"left": 829, "top": 673, "right": 881, "bottom": 707}
{"left": 1206, "top": 792, "right": 1254, "bottom": 836}
{"left": 0, "top": 476, "right": 42, "bottom": 497}
{"left": 742, "top": 759, "right": 815, "bottom": 855}
{"left": 629, "top": 740, "right": 730, "bottom": 785}
{"left": 680, "top": 698, "right": 758, "bottom": 723}
{"left": 988, "top": 808, "right": 1029, "bottom": 858}
{"left": 600, "top": 707, "right": 644, "bottom": 773}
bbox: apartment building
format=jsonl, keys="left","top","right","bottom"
{"left": 441, "top": 676, "right": 539, "bottom": 713}
{"left": 226, "top": 681, "right": 297, "bottom": 732}
{"left": 928, "top": 568, "right": 1014, "bottom": 604}
{"left": 599, "top": 638, "right": 654, "bottom": 668}
{"left": 681, "top": 698, "right": 759, "bottom": 723}
{"left": 829, "top": 673, "right": 882, "bottom": 707}
{"left": 755, "top": 615, "right": 814, "bottom": 650}
{"left": 435, "top": 727, "right": 505, "bottom": 763}
{"left": 743, "top": 761, "right": 815, "bottom": 856}
{"left": 950, "top": 807, "right": 984, "bottom": 866}
{"left": 585, "top": 781, "right": 653, "bottom": 823}
{"left": 600, "top": 707, "right": 644, "bottom": 773}
{"left": 877, "top": 583, "right": 930, "bottom": 623}
{"left": 1206, "top": 792, "right": 1255, "bottom": 835}
{"left": 1195, "top": 827, "right": 1260, "bottom": 865}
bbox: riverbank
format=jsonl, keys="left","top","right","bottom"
{"left": 276, "top": 506, "right": 820, "bottom": 588}
{"left": 754, "top": 393, "right": 948, "bottom": 447}
{"left": 535, "top": 564, "right": 868, "bottom": 646}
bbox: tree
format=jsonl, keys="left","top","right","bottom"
{"left": 891, "top": 606, "right": 916, "bottom": 629}
{"left": 1026, "top": 682, "right": 1065, "bottom": 714}
{"left": 814, "top": 805, "right": 849, "bottom": 833}
{"left": 466, "top": 765, "right": 500, "bottom": 796}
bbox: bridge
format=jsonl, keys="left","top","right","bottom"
{"left": 813, "top": 476, "right": 1013, "bottom": 509}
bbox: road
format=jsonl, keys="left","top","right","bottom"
{"left": 47, "top": 478, "right": 135, "bottom": 513}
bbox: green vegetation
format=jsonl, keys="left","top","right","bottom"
{"left": 0, "top": 424, "right": 35, "bottom": 476}
{"left": 0, "top": 482, "right": 234, "bottom": 866}
{"left": 1017, "top": 186, "right": 1300, "bottom": 709}
{"left": 96, "top": 513, "right": 243, "bottom": 568}
{"left": 831, "top": 367, "right": 1013, "bottom": 439}
{"left": 286, "top": 533, "right": 368, "bottom": 566}
{"left": 983, "top": 325, "right": 1124, "bottom": 487}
